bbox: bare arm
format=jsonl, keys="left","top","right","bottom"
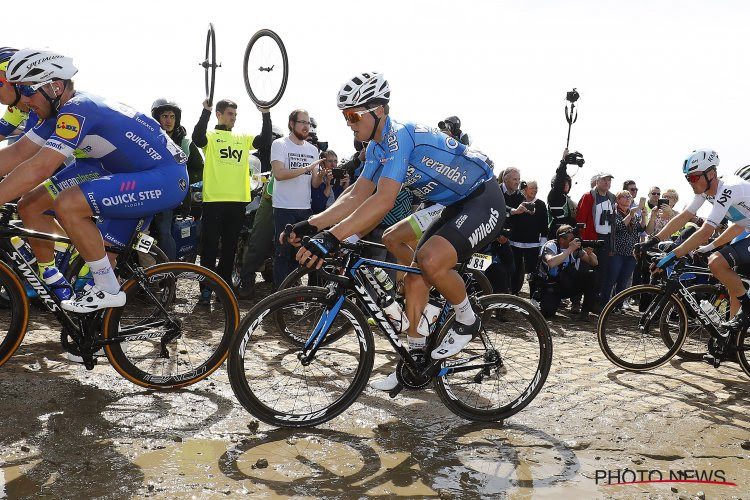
{"left": 272, "top": 158, "right": 325, "bottom": 181}
{"left": 309, "top": 177, "right": 376, "bottom": 231}
{"left": 673, "top": 223, "right": 716, "bottom": 258}
{"left": 654, "top": 210, "right": 693, "bottom": 241}
{"left": 311, "top": 164, "right": 324, "bottom": 189}
{"left": 707, "top": 223, "right": 745, "bottom": 249}
{"left": 0, "top": 147, "right": 67, "bottom": 203}
{"left": 0, "top": 136, "right": 43, "bottom": 176}
{"left": 328, "top": 177, "right": 401, "bottom": 242}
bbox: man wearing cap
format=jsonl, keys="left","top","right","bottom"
{"left": 576, "top": 171, "right": 616, "bottom": 307}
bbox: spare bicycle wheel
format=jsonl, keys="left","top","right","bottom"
{"left": 199, "top": 23, "right": 220, "bottom": 106}
{"left": 243, "top": 29, "right": 289, "bottom": 108}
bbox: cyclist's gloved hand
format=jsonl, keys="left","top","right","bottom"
{"left": 282, "top": 220, "right": 319, "bottom": 247}
{"left": 298, "top": 230, "right": 340, "bottom": 269}
{"left": 655, "top": 251, "right": 677, "bottom": 269}
{"left": 635, "top": 236, "right": 660, "bottom": 253}
{"left": 696, "top": 242, "right": 716, "bottom": 254}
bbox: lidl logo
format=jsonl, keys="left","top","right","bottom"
{"left": 55, "top": 114, "right": 83, "bottom": 141}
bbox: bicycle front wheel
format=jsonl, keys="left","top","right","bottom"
{"left": 0, "top": 260, "right": 29, "bottom": 367}
{"left": 736, "top": 328, "right": 750, "bottom": 378}
{"left": 101, "top": 262, "right": 239, "bottom": 389}
{"left": 660, "top": 284, "right": 722, "bottom": 361}
{"left": 598, "top": 284, "right": 687, "bottom": 370}
{"left": 228, "top": 287, "right": 374, "bottom": 427}
{"left": 433, "top": 294, "right": 552, "bottom": 422}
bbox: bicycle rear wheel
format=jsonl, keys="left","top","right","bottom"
{"left": 598, "top": 284, "right": 687, "bottom": 370}
{"left": 101, "top": 262, "right": 239, "bottom": 389}
{"left": 0, "top": 261, "right": 29, "bottom": 367}
{"left": 228, "top": 287, "right": 374, "bottom": 427}
{"left": 433, "top": 294, "right": 552, "bottom": 421}
{"left": 736, "top": 328, "right": 750, "bottom": 377}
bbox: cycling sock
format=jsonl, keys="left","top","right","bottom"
{"left": 88, "top": 256, "right": 120, "bottom": 294}
{"left": 452, "top": 296, "right": 476, "bottom": 325}
{"left": 37, "top": 260, "right": 55, "bottom": 276}
{"left": 407, "top": 335, "right": 426, "bottom": 351}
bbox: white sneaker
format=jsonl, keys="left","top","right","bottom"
{"left": 66, "top": 348, "right": 105, "bottom": 363}
{"left": 61, "top": 285, "right": 126, "bottom": 313}
{"left": 370, "top": 372, "right": 398, "bottom": 391}
{"left": 431, "top": 318, "right": 480, "bottom": 360}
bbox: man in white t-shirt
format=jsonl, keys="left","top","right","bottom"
{"left": 271, "top": 109, "right": 325, "bottom": 287}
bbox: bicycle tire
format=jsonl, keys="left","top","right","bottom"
{"left": 433, "top": 294, "right": 552, "bottom": 422}
{"left": 204, "top": 23, "right": 217, "bottom": 106}
{"left": 660, "top": 284, "right": 721, "bottom": 361}
{"left": 467, "top": 269, "right": 493, "bottom": 296}
{"left": 101, "top": 262, "right": 239, "bottom": 389}
{"left": 228, "top": 286, "right": 374, "bottom": 427}
{"left": 736, "top": 327, "right": 750, "bottom": 378}
{"left": 243, "top": 29, "right": 289, "bottom": 108}
{"left": 0, "top": 260, "right": 29, "bottom": 367}
{"left": 598, "top": 284, "right": 687, "bottom": 370}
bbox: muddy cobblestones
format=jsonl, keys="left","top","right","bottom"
{"left": 0, "top": 294, "right": 748, "bottom": 498}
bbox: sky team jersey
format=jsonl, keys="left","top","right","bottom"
{"left": 0, "top": 106, "right": 29, "bottom": 137}
{"left": 360, "top": 117, "right": 494, "bottom": 206}
{"left": 24, "top": 91, "right": 186, "bottom": 172}
{"left": 685, "top": 176, "right": 750, "bottom": 228}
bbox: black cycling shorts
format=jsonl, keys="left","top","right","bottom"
{"left": 415, "top": 179, "right": 506, "bottom": 262}
{"left": 718, "top": 238, "right": 750, "bottom": 268}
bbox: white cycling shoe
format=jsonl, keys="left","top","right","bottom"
{"left": 61, "top": 285, "right": 126, "bottom": 313}
{"left": 431, "top": 318, "right": 480, "bottom": 360}
{"left": 370, "top": 372, "right": 398, "bottom": 391}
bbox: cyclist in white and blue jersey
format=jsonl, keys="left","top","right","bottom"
{"left": 0, "top": 49, "right": 188, "bottom": 312}
{"left": 646, "top": 149, "right": 750, "bottom": 333}
{"left": 286, "top": 72, "right": 505, "bottom": 369}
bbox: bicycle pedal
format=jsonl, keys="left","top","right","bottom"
{"left": 388, "top": 382, "right": 404, "bottom": 399}
{"left": 702, "top": 354, "right": 722, "bottom": 368}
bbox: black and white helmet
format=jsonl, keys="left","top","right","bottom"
{"left": 337, "top": 72, "right": 390, "bottom": 110}
{"left": 5, "top": 48, "right": 77, "bottom": 86}
{"left": 735, "top": 164, "right": 750, "bottom": 181}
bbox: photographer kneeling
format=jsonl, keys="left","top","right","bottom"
{"left": 535, "top": 224, "right": 599, "bottom": 320}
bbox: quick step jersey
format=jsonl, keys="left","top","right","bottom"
{"left": 360, "top": 117, "right": 494, "bottom": 206}
{"left": 25, "top": 91, "right": 186, "bottom": 171}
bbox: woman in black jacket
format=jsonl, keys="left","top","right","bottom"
{"left": 510, "top": 180, "right": 548, "bottom": 295}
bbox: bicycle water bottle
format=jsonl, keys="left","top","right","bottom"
{"left": 11, "top": 236, "right": 36, "bottom": 266}
{"left": 373, "top": 268, "right": 409, "bottom": 332}
{"left": 42, "top": 267, "right": 74, "bottom": 301}
{"left": 417, "top": 300, "right": 442, "bottom": 337}
{"left": 699, "top": 300, "right": 722, "bottom": 326}
{"left": 54, "top": 241, "right": 71, "bottom": 269}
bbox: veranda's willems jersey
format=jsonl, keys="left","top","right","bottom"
{"left": 360, "top": 117, "right": 494, "bottom": 206}
{"left": 25, "top": 91, "right": 186, "bottom": 171}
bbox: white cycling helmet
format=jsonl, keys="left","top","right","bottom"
{"left": 682, "top": 149, "right": 719, "bottom": 175}
{"left": 6, "top": 48, "right": 77, "bottom": 86}
{"left": 336, "top": 72, "right": 390, "bottom": 110}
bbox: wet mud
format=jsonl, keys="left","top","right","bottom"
{"left": 1, "top": 284, "right": 749, "bottom": 498}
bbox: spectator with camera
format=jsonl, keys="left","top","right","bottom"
{"left": 645, "top": 188, "right": 679, "bottom": 236}
{"left": 509, "top": 180, "right": 548, "bottom": 295}
{"left": 534, "top": 224, "right": 599, "bottom": 319}
{"left": 547, "top": 149, "right": 580, "bottom": 240}
{"left": 576, "top": 171, "right": 616, "bottom": 307}
{"left": 600, "top": 190, "right": 646, "bottom": 306}
{"left": 311, "top": 150, "right": 350, "bottom": 214}
{"left": 485, "top": 167, "right": 524, "bottom": 293}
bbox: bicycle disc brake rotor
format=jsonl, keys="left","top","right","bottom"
{"left": 396, "top": 350, "right": 431, "bottom": 389}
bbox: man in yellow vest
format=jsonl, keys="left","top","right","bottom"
{"left": 192, "top": 98, "right": 272, "bottom": 303}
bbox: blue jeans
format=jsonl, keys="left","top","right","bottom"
{"left": 601, "top": 254, "right": 637, "bottom": 305}
{"left": 152, "top": 209, "right": 176, "bottom": 261}
{"left": 273, "top": 207, "right": 312, "bottom": 288}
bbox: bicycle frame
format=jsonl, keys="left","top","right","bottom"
{"left": 295, "top": 242, "right": 496, "bottom": 381}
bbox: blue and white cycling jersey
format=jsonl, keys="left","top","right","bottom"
{"left": 686, "top": 176, "right": 750, "bottom": 228}
{"left": 25, "top": 91, "right": 187, "bottom": 170}
{"left": 360, "top": 117, "right": 494, "bottom": 206}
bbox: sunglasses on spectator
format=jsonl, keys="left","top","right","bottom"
{"left": 342, "top": 106, "right": 380, "bottom": 124}
{"left": 650, "top": 191, "right": 661, "bottom": 196}
{"left": 0, "top": 78, "right": 35, "bottom": 97}
{"left": 628, "top": 187, "right": 638, "bottom": 192}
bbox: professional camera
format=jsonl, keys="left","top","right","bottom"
{"left": 573, "top": 223, "right": 605, "bottom": 249}
{"left": 331, "top": 167, "right": 346, "bottom": 180}
{"left": 566, "top": 88, "right": 580, "bottom": 103}
{"left": 564, "top": 151, "right": 585, "bottom": 167}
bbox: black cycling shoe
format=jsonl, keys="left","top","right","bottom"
{"left": 702, "top": 353, "right": 722, "bottom": 368}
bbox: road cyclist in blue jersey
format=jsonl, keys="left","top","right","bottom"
{"left": 644, "top": 149, "right": 750, "bottom": 337}
{"left": 285, "top": 72, "right": 505, "bottom": 389}
{"left": 0, "top": 49, "right": 188, "bottom": 312}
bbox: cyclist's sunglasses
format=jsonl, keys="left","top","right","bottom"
{"left": 0, "top": 77, "right": 35, "bottom": 97}
{"left": 685, "top": 172, "right": 704, "bottom": 183}
{"left": 342, "top": 106, "right": 379, "bottom": 124}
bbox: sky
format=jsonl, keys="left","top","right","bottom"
{"left": 7, "top": 0, "right": 750, "bottom": 212}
